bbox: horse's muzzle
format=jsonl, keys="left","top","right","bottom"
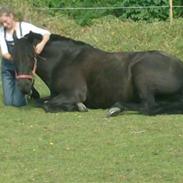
{"left": 17, "top": 79, "right": 33, "bottom": 95}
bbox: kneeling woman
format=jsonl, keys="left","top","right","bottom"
{"left": 0, "top": 6, "right": 50, "bottom": 106}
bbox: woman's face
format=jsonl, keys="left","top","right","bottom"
{"left": 0, "top": 13, "right": 15, "bottom": 30}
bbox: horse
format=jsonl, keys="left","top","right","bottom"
{"left": 12, "top": 31, "right": 183, "bottom": 116}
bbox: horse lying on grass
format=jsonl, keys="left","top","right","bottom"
{"left": 13, "top": 32, "right": 183, "bottom": 116}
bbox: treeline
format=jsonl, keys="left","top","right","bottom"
{"left": 30, "top": 0, "right": 183, "bottom": 25}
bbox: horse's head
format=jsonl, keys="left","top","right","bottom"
{"left": 13, "top": 31, "right": 41, "bottom": 94}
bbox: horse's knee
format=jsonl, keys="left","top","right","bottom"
{"left": 42, "top": 102, "right": 78, "bottom": 112}
{"left": 42, "top": 103, "right": 60, "bottom": 113}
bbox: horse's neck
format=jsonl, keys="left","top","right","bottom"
{"left": 36, "top": 57, "right": 52, "bottom": 88}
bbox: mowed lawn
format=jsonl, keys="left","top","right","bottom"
{"left": 0, "top": 15, "right": 183, "bottom": 182}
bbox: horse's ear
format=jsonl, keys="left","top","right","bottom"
{"left": 24, "top": 31, "right": 41, "bottom": 46}
{"left": 24, "top": 31, "right": 34, "bottom": 44}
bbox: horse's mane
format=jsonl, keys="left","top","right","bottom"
{"left": 50, "top": 34, "right": 93, "bottom": 48}
{"left": 23, "top": 32, "right": 94, "bottom": 49}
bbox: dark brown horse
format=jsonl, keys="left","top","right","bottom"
{"left": 12, "top": 32, "right": 183, "bottom": 116}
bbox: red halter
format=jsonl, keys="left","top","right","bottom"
{"left": 16, "top": 57, "right": 37, "bottom": 80}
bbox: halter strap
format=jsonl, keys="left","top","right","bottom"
{"left": 15, "top": 74, "right": 34, "bottom": 80}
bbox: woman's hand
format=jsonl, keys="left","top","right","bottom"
{"left": 2, "top": 53, "right": 13, "bottom": 61}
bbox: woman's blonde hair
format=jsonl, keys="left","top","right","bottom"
{"left": 0, "top": 6, "right": 15, "bottom": 17}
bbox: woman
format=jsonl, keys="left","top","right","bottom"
{"left": 0, "top": 7, "right": 50, "bottom": 106}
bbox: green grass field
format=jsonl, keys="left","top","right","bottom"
{"left": 0, "top": 6, "right": 183, "bottom": 182}
{"left": 0, "top": 105, "right": 183, "bottom": 183}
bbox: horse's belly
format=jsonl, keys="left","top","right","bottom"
{"left": 85, "top": 82, "right": 134, "bottom": 109}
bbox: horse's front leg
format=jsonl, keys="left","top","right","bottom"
{"left": 32, "top": 95, "right": 52, "bottom": 107}
{"left": 42, "top": 92, "right": 88, "bottom": 113}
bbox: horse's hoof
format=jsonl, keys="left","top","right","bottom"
{"left": 76, "top": 102, "right": 88, "bottom": 112}
{"left": 107, "top": 107, "right": 121, "bottom": 117}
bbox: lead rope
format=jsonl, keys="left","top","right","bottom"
{"left": 32, "top": 57, "right": 37, "bottom": 75}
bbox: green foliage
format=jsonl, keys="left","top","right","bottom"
{"left": 31, "top": 0, "right": 183, "bottom": 25}
{"left": 117, "top": 0, "right": 169, "bottom": 21}
{"left": 174, "top": 0, "right": 183, "bottom": 17}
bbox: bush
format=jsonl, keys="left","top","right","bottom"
{"left": 7, "top": 0, "right": 183, "bottom": 25}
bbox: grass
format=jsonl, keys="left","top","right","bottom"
{"left": 0, "top": 106, "right": 183, "bottom": 183}
{"left": 0, "top": 2, "right": 183, "bottom": 182}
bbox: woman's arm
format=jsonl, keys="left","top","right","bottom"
{"left": 21, "top": 22, "right": 51, "bottom": 54}
{"left": 0, "top": 32, "right": 12, "bottom": 61}
{"left": 35, "top": 33, "right": 50, "bottom": 54}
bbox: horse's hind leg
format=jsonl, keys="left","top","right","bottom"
{"left": 107, "top": 101, "right": 144, "bottom": 117}
{"left": 107, "top": 84, "right": 157, "bottom": 116}
{"left": 130, "top": 73, "right": 159, "bottom": 115}
{"left": 107, "top": 90, "right": 159, "bottom": 116}
{"left": 107, "top": 102, "right": 124, "bottom": 117}
{"left": 150, "top": 91, "right": 183, "bottom": 114}
{"left": 139, "top": 91, "right": 157, "bottom": 114}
